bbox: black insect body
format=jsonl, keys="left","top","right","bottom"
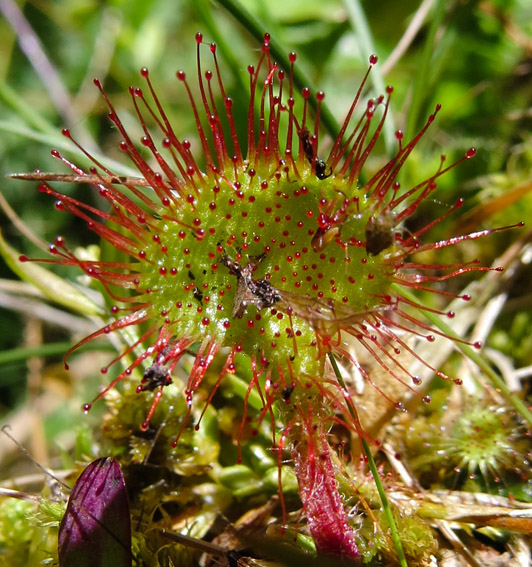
{"left": 281, "top": 383, "right": 295, "bottom": 402}
{"left": 138, "top": 348, "right": 173, "bottom": 392}
{"left": 298, "top": 127, "right": 332, "bottom": 180}
{"left": 193, "top": 286, "right": 204, "bottom": 303}
{"left": 315, "top": 159, "right": 332, "bottom": 180}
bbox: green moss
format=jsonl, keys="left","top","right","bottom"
{"left": 357, "top": 508, "right": 436, "bottom": 565}
{"left": 0, "top": 498, "right": 59, "bottom": 567}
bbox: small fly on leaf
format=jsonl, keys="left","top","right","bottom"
{"left": 298, "top": 127, "right": 332, "bottom": 180}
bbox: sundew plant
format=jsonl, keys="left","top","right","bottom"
{"left": 1, "top": 2, "right": 531, "bottom": 566}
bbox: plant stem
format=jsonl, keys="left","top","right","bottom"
{"left": 328, "top": 352, "right": 409, "bottom": 567}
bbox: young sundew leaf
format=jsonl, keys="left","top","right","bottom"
{"left": 58, "top": 458, "right": 132, "bottom": 567}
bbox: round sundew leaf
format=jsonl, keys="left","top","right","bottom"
{"left": 58, "top": 457, "right": 132, "bottom": 567}
{"left": 0, "top": 229, "right": 103, "bottom": 317}
{"left": 10, "top": 30, "right": 523, "bottom": 564}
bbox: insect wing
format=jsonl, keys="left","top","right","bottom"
{"left": 276, "top": 290, "right": 366, "bottom": 334}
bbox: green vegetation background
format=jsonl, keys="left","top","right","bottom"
{"left": 0, "top": 0, "right": 531, "bottom": 530}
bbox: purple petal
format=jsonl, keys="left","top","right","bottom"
{"left": 58, "top": 457, "right": 131, "bottom": 567}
